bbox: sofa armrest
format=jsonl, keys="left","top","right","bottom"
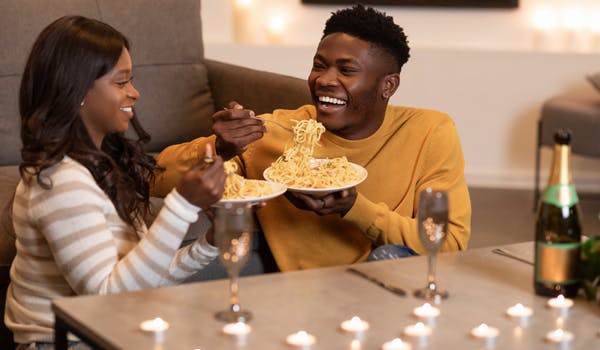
{"left": 205, "top": 59, "right": 311, "bottom": 115}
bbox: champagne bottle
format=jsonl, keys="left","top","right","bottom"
{"left": 534, "top": 129, "right": 582, "bottom": 297}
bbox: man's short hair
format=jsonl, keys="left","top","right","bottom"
{"left": 322, "top": 4, "right": 410, "bottom": 72}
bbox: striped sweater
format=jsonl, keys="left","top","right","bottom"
{"left": 5, "top": 156, "right": 218, "bottom": 344}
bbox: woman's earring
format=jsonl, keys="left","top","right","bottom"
{"left": 80, "top": 100, "right": 85, "bottom": 107}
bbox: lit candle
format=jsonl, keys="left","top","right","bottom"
{"left": 286, "top": 330, "right": 316, "bottom": 350}
{"left": 340, "top": 316, "right": 370, "bottom": 340}
{"left": 590, "top": 11, "right": 600, "bottom": 52}
{"left": 403, "top": 322, "right": 432, "bottom": 348}
{"left": 547, "top": 294, "right": 573, "bottom": 318}
{"left": 232, "top": 0, "right": 253, "bottom": 44}
{"left": 532, "top": 6, "right": 561, "bottom": 51}
{"left": 266, "top": 14, "right": 286, "bottom": 44}
{"left": 561, "top": 5, "right": 587, "bottom": 52}
{"left": 506, "top": 303, "right": 533, "bottom": 328}
{"left": 470, "top": 323, "right": 499, "bottom": 349}
{"left": 546, "top": 328, "right": 574, "bottom": 350}
{"left": 413, "top": 303, "right": 440, "bottom": 327}
{"left": 382, "top": 337, "right": 412, "bottom": 350}
{"left": 139, "top": 317, "right": 170, "bottom": 343}
{"left": 223, "top": 321, "right": 251, "bottom": 346}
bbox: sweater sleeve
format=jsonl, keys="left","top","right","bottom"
{"left": 33, "top": 164, "right": 212, "bottom": 294}
{"left": 343, "top": 117, "right": 471, "bottom": 254}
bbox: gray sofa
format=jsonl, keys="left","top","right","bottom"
{"left": 0, "top": 0, "right": 311, "bottom": 346}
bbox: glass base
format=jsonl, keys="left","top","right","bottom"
{"left": 414, "top": 287, "right": 449, "bottom": 304}
{"left": 215, "top": 309, "right": 253, "bottom": 323}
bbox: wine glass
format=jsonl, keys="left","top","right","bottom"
{"left": 414, "top": 188, "right": 449, "bottom": 302}
{"left": 214, "top": 203, "right": 254, "bottom": 322}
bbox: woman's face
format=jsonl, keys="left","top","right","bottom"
{"left": 80, "top": 47, "right": 139, "bottom": 148}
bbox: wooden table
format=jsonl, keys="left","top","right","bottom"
{"left": 52, "top": 242, "right": 600, "bottom": 349}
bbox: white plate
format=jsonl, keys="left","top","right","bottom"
{"left": 217, "top": 181, "right": 287, "bottom": 205}
{"left": 263, "top": 160, "right": 368, "bottom": 196}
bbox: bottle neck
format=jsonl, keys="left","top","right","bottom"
{"left": 547, "top": 144, "right": 572, "bottom": 186}
{"left": 542, "top": 143, "right": 578, "bottom": 207}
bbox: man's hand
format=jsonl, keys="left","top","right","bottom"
{"left": 213, "top": 101, "right": 266, "bottom": 160}
{"left": 284, "top": 188, "right": 357, "bottom": 217}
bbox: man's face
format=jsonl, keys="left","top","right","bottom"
{"left": 308, "top": 33, "right": 396, "bottom": 140}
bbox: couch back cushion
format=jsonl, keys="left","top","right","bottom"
{"left": 0, "top": 0, "right": 215, "bottom": 166}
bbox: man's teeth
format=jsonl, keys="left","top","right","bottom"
{"left": 319, "top": 96, "right": 346, "bottom": 105}
{"left": 120, "top": 107, "right": 133, "bottom": 112}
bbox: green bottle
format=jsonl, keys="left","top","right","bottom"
{"left": 534, "top": 130, "right": 582, "bottom": 297}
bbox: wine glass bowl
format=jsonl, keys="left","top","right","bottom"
{"left": 414, "top": 188, "right": 449, "bottom": 302}
{"left": 214, "top": 203, "right": 254, "bottom": 322}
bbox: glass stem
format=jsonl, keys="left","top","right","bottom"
{"left": 229, "top": 274, "right": 241, "bottom": 313}
{"left": 427, "top": 253, "right": 437, "bottom": 291}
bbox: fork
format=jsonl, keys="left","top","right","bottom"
{"left": 251, "top": 116, "right": 293, "bottom": 133}
{"left": 224, "top": 107, "right": 293, "bottom": 133}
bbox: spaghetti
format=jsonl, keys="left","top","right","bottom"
{"left": 267, "top": 119, "right": 362, "bottom": 188}
{"left": 222, "top": 160, "right": 275, "bottom": 199}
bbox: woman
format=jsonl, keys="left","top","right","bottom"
{"left": 5, "top": 16, "right": 226, "bottom": 349}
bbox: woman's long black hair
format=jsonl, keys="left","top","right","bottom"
{"left": 19, "top": 15, "right": 157, "bottom": 229}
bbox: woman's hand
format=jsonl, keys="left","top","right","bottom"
{"left": 176, "top": 144, "right": 226, "bottom": 208}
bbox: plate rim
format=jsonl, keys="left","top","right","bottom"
{"left": 216, "top": 180, "right": 287, "bottom": 205}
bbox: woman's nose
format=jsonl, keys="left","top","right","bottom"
{"left": 127, "top": 84, "right": 140, "bottom": 100}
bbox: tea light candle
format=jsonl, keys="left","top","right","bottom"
{"left": 403, "top": 322, "right": 432, "bottom": 348}
{"left": 382, "top": 337, "right": 412, "bottom": 350}
{"left": 413, "top": 303, "right": 440, "bottom": 318}
{"left": 223, "top": 321, "right": 251, "bottom": 346}
{"left": 413, "top": 303, "right": 440, "bottom": 327}
{"left": 546, "top": 328, "right": 574, "bottom": 350}
{"left": 286, "top": 330, "right": 316, "bottom": 349}
{"left": 223, "top": 321, "right": 251, "bottom": 335}
{"left": 266, "top": 14, "right": 286, "bottom": 44}
{"left": 340, "top": 316, "right": 370, "bottom": 340}
{"left": 140, "top": 317, "right": 170, "bottom": 343}
{"left": 232, "top": 0, "right": 253, "bottom": 44}
{"left": 547, "top": 294, "right": 573, "bottom": 318}
{"left": 506, "top": 303, "right": 533, "bottom": 327}
{"left": 470, "top": 323, "right": 499, "bottom": 349}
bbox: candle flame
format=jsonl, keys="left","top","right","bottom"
{"left": 235, "top": 0, "right": 252, "bottom": 7}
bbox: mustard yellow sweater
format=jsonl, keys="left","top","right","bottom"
{"left": 153, "top": 105, "right": 471, "bottom": 271}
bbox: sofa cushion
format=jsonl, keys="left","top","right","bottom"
{"left": 0, "top": 166, "right": 18, "bottom": 268}
{"left": 0, "top": 0, "right": 99, "bottom": 166}
{"left": 0, "top": 76, "right": 21, "bottom": 165}
{"left": 131, "top": 63, "right": 215, "bottom": 152}
{"left": 0, "top": 0, "right": 215, "bottom": 162}
{"left": 97, "top": 0, "right": 216, "bottom": 151}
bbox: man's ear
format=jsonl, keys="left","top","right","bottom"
{"left": 381, "top": 73, "right": 400, "bottom": 99}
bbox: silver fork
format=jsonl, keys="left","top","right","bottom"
{"left": 251, "top": 116, "right": 293, "bottom": 133}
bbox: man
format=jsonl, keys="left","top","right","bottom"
{"left": 153, "top": 5, "right": 471, "bottom": 271}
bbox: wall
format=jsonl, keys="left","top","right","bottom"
{"left": 202, "top": 0, "right": 600, "bottom": 192}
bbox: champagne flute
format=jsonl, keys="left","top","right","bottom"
{"left": 214, "top": 203, "right": 254, "bottom": 322}
{"left": 414, "top": 188, "right": 449, "bottom": 302}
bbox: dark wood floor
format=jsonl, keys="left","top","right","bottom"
{"left": 468, "top": 187, "right": 600, "bottom": 249}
